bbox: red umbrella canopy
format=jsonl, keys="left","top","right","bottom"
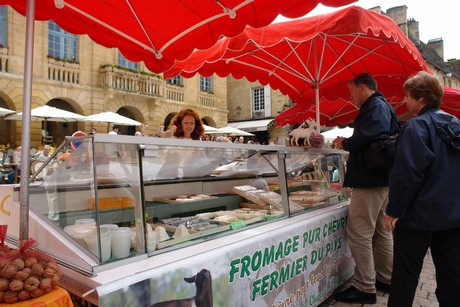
{"left": 442, "top": 86, "right": 460, "bottom": 119}
{"left": 166, "top": 5, "right": 430, "bottom": 122}
{"left": 276, "top": 86, "right": 460, "bottom": 127}
{"left": 276, "top": 97, "right": 409, "bottom": 127}
{"left": 0, "top": 0, "right": 356, "bottom": 73}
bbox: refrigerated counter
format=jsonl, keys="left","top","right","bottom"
{"left": 0, "top": 134, "right": 353, "bottom": 306}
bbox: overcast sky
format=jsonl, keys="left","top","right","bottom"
{"left": 276, "top": 0, "right": 459, "bottom": 61}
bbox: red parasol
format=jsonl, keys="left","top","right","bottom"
{"left": 0, "top": 0, "right": 356, "bottom": 73}
{"left": 442, "top": 86, "right": 460, "bottom": 119}
{"left": 277, "top": 86, "right": 459, "bottom": 127}
{"left": 166, "top": 6, "right": 430, "bottom": 127}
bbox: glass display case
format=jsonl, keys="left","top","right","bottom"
{"left": 19, "top": 134, "right": 348, "bottom": 275}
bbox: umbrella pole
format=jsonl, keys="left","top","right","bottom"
{"left": 315, "top": 82, "right": 320, "bottom": 132}
{"left": 19, "top": 0, "right": 36, "bottom": 244}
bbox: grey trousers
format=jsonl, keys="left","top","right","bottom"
{"left": 346, "top": 187, "right": 393, "bottom": 293}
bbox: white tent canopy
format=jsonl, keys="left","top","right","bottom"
{"left": 0, "top": 106, "right": 15, "bottom": 117}
{"left": 6, "top": 105, "right": 85, "bottom": 122}
{"left": 321, "top": 127, "right": 354, "bottom": 141}
{"left": 217, "top": 126, "right": 255, "bottom": 136}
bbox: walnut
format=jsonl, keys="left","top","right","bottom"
{"left": 18, "top": 289, "right": 30, "bottom": 301}
{"left": 24, "top": 257, "right": 38, "bottom": 268}
{"left": 2, "top": 264, "right": 18, "bottom": 279}
{"left": 22, "top": 267, "right": 31, "bottom": 275}
{"left": 38, "top": 261, "right": 48, "bottom": 270}
{"left": 15, "top": 270, "right": 30, "bottom": 281}
{"left": 0, "top": 278, "right": 9, "bottom": 291}
{"left": 12, "top": 258, "right": 25, "bottom": 270}
{"left": 3, "top": 290, "right": 18, "bottom": 304}
{"left": 31, "top": 263, "right": 44, "bottom": 277}
{"left": 24, "top": 276, "right": 40, "bottom": 292}
{"left": 9, "top": 279, "right": 23, "bottom": 292}
{"left": 39, "top": 277, "right": 52, "bottom": 290}
{"left": 51, "top": 274, "right": 61, "bottom": 287}
{"left": 44, "top": 266, "right": 57, "bottom": 278}
{"left": 46, "top": 261, "right": 59, "bottom": 272}
{"left": 0, "top": 290, "right": 4, "bottom": 303}
{"left": 0, "top": 258, "right": 9, "bottom": 270}
{"left": 30, "top": 288, "right": 44, "bottom": 298}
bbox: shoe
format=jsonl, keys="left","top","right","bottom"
{"left": 334, "top": 286, "right": 377, "bottom": 304}
{"left": 376, "top": 280, "right": 391, "bottom": 293}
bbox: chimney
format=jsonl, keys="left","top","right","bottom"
{"left": 427, "top": 38, "right": 444, "bottom": 60}
{"left": 368, "top": 6, "right": 383, "bottom": 14}
{"left": 386, "top": 6, "right": 408, "bottom": 36}
{"left": 407, "top": 18, "right": 420, "bottom": 46}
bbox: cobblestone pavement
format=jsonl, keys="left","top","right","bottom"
{"left": 320, "top": 250, "right": 439, "bottom": 307}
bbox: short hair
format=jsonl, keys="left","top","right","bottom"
{"left": 349, "top": 73, "right": 377, "bottom": 91}
{"left": 403, "top": 71, "right": 443, "bottom": 108}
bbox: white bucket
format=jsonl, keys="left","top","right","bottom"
{"left": 75, "top": 218, "right": 96, "bottom": 227}
{"left": 85, "top": 227, "right": 111, "bottom": 262}
{"left": 64, "top": 225, "right": 92, "bottom": 247}
{"left": 111, "top": 227, "right": 131, "bottom": 259}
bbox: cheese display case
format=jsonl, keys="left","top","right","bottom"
{"left": 0, "top": 134, "right": 353, "bottom": 306}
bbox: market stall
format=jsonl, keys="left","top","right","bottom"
{"left": 0, "top": 134, "right": 352, "bottom": 305}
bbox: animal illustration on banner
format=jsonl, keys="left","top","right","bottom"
{"left": 151, "top": 269, "right": 213, "bottom": 307}
{"left": 289, "top": 118, "right": 317, "bottom": 146}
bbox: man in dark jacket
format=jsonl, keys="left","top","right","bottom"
{"left": 333, "top": 73, "right": 399, "bottom": 304}
{"left": 384, "top": 72, "right": 460, "bottom": 307}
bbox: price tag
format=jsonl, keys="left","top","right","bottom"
{"left": 265, "top": 215, "right": 278, "bottom": 221}
{"left": 230, "top": 220, "right": 246, "bottom": 230}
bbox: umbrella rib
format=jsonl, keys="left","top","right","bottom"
{"left": 321, "top": 37, "right": 389, "bottom": 84}
{"left": 63, "top": 1, "right": 157, "bottom": 55}
{"left": 125, "top": 0, "right": 160, "bottom": 59}
{"left": 319, "top": 34, "right": 362, "bottom": 84}
{"left": 160, "top": 0, "right": 254, "bottom": 57}
{"left": 229, "top": 58, "right": 300, "bottom": 93}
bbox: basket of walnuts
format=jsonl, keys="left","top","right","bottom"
{"left": 0, "top": 233, "right": 62, "bottom": 304}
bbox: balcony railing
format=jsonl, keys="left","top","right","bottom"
{"left": 47, "top": 57, "right": 80, "bottom": 84}
{"left": 100, "top": 66, "right": 162, "bottom": 96}
{"left": 199, "top": 91, "right": 215, "bottom": 107}
{"left": 165, "top": 84, "right": 184, "bottom": 102}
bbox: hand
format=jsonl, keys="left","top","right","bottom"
{"left": 384, "top": 213, "right": 398, "bottom": 231}
{"left": 309, "top": 131, "right": 325, "bottom": 148}
{"left": 333, "top": 137, "right": 345, "bottom": 149}
{"left": 160, "top": 125, "right": 177, "bottom": 138}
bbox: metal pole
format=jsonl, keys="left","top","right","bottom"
{"left": 19, "top": 0, "right": 36, "bottom": 243}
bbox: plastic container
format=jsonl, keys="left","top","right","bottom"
{"left": 111, "top": 227, "right": 131, "bottom": 259}
{"left": 74, "top": 218, "right": 96, "bottom": 227}
{"left": 64, "top": 225, "right": 93, "bottom": 247}
{"left": 85, "top": 227, "right": 111, "bottom": 262}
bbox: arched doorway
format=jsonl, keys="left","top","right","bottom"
{"left": 47, "top": 99, "right": 82, "bottom": 145}
{"left": 0, "top": 98, "right": 15, "bottom": 146}
{"left": 117, "top": 107, "right": 138, "bottom": 135}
